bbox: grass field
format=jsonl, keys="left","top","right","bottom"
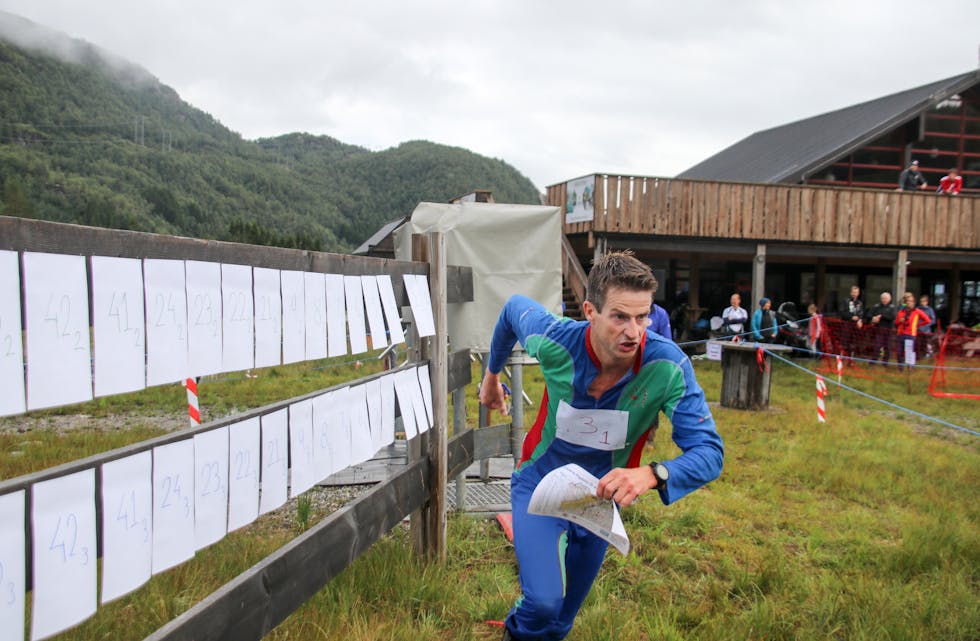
{"left": 2, "top": 354, "right": 978, "bottom": 641}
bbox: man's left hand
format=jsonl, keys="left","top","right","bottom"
{"left": 596, "top": 466, "right": 657, "bottom": 507}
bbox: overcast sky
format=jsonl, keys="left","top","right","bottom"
{"left": 2, "top": 0, "right": 979, "bottom": 191}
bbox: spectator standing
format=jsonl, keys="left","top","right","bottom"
{"left": 867, "top": 292, "right": 897, "bottom": 363}
{"left": 806, "top": 303, "right": 824, "bottom": 357}
{"left": 751, "top": 297, "right": 778, "bottom": 343}
{"left": 721, "top": 293, "right": 749, "bottom": 340}
{"left": 937, "top": 168, "right": 962, "bottom": 195}
{"left": 917, "top": 294, "right": 938, "bottom": 356}
{"left": 895, "top": 292, "right": 933, "bottom": 366}
{"left": 840, "top": 285, "right": 865, "bottom": 359}
{"left": 898, "top": 160, "right": 928, "bottom": 191}
{"left": 647, "top": 302, "right": 672, "bottom": 340}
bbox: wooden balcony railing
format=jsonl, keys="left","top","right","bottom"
{"left": 548, "top": 175, "right": 979, "bottom": 250}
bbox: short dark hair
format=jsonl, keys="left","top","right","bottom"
{"left": 586, "top": 250, "right": 657, "bottom": 311}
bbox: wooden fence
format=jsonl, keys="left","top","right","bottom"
{"left": 548, "top": 175, "right": 980, "bottom": 250}
{"left": 0, "top": 216, "right": 503, "bottom": 641}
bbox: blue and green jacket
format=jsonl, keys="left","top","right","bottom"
{"left": 488, "top": 295, "right": 724, "bottom": 504}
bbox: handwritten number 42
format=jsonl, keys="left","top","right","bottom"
{"left": 48, "top": 513, "right": 89, "bottom": 565}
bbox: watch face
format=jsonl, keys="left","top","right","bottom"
{"left": 655, "top": 463, "right": 669, "bottom": 481}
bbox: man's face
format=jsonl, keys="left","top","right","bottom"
{"left": 881, "top": 293, "right": 891, "bottom": 305}
{"left": 585, "top": 286, "right": 652, "bottom": 367}
{"left": 851, "top": 287, "right": 860, "bottom": 298}
{"left": 731, "top": 294, "right": 741, "bottom": 307}
{"left": 920, "top": 296, "right": 929, "bottom": 306}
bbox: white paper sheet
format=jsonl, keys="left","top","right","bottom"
{"left": 403, "top": 274, "right": 435, "bottom": 337}
{"left": 253, "top": 267, "right": 282, "bottom": 369}
{"left": 288, "top": 399, "right": 317, "bottom": 497}
{"left": 221, "top": 264, "right": 254, "bottom": 373}
{"left": 360, "top": 275, "right": 388, "bottom": 350}
{"left": 144, "top": 259, "right": 188, "bottom": 386}
{"left": 23, "top": 252, "right": 93, "bottom": 411}
{"left": 312, "top": 391, "right": 338, "bottom": 479}
{"left": 325, "top": 387, "right": 352, "bottom": 472}
{"left": 31, "top": 469, "right": 97, "bottom": 640}
{"left": 376, "top": 275, "right": 405, "bottom": 345}
{"left": 392, "top": 370, "right": 418, "bottom": 440}
{"left": 259, "top": 409, "right": 289, "bottom": 514}
{"left": 194, "top": 427, "right": 229, "bottom": 550}
{"left": 405, "top": 368, "right": 430, "bottom": 436}
{"left": 0, "top": 251, "right": 26, "bottom": 417}
{"left": 303, "top": 272, "right": 327, "bottom": 361}
{"left": 0, "top": 490, "right": 25, "bottom": 641}
{"left": 323, "top": 274, "right": 346, "bottom": 358}
{"left": 280, "top": 270, "right": 306, "bottom": 365}
{"left": 100, "top": 452, "right": 152, "bottom": 604}
{"left": 527, "top": 464, "right": 630, "bottom": 555}
{"left": 185, "top": 260, "right": 223, "bottom": 377}
{"left": 91, "top": 256, "right": 146, "bottom": 398}
{"left": 344, "top": 276, "right": 368, "bottom": 355}
{"left": 151, "top": 440, "right": 195, "bottom": 574}
{"left": 416, "top": 364, "right": 434, "bottom": 429}
{"left": 227, "top": 417, "right": 260, "bottom": 532}
{"left": 379, "top": 374, "right": 396, "bottom": 449}
{"left": 363, "top": 378, "right": 383, "bottom": 453}
{"left": 347, "top": 384, "right": 374, "bottom": 465}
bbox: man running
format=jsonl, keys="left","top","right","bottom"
{"left": 480, "top": 251, "right": 724, "bottom": 641}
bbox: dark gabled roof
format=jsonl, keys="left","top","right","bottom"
{"left": 351, "top": 216, "right": 408, "bottom": 256}
{"left": 677, "top": 70, "right": 980, "bottom": 184}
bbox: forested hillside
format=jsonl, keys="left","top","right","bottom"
{"left": 0, "top": 12, "right": 541, "bottom": 251}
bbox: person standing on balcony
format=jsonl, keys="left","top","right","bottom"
{"left": 480, "top": 251, "right": 723, "bottom": 641}
{"left": 898, "top": 160, "right": 928, "bottom": 191}
{"left": 937, "top": 168, "right": 962, "bottom": 195}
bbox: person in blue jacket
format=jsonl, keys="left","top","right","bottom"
{"left": 751, "top": 297, "right": 778, "bottom": 342}
{"left": 480, "top": 251, "right": 724, "bottom": 641}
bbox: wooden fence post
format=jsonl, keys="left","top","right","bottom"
{"left": 426, "top": 231, "right": 448, "bottom": 560}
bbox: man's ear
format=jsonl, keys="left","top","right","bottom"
{"left": 583, "top": 300, "right": 597, "bottom": 321}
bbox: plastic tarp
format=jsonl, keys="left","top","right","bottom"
{"left": 395, "top": 202, "right": 563, "bottom": 353}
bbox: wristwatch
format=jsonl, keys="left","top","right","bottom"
{"left": 649, "top": 461, "right": 669, "bottom": 489}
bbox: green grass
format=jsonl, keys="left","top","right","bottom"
{"left": 3, "top": 357, "right": 978, "bottom": 641}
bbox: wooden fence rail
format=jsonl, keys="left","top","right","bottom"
{"left": 146, "top": 422, "right": 511, "bottom": 641}
{"left": 0, "top": 216, "right": 481, "bottom": 640}
{"left": 549, "top": 175, "right": 980, "bottom": 250}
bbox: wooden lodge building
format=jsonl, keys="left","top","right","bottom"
{"left": 550, "top": 70, "right": 980, "bottom": 329}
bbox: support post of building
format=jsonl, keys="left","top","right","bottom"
{"left": 689, "top": 253, "right": 701, "bottom": 312}
{"left": 894, "top": 249, "right": 908, "bottom": 300}
{"left": 950, "top": 264, "right": 961, "bottom": 324}
{"left": 816, "top": 259, "right": 827, "bottom": 311}
{"left": 752, "top": 243, "right": 767, "bottom": 308}
{"left": 593, "top": 234, "right": 607, "bottom": 265}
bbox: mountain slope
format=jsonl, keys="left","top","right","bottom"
{"left": 0, "top": 11, "right": 541, "bottom": 251}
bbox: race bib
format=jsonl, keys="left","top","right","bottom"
{"left": 555, "top": 400, "right": 629, "bottom": 451}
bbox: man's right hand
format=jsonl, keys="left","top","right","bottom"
{"left": 479, "top": 369, "right": 509, "bottom": 415}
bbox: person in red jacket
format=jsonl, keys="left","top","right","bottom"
{"left": 895, "top": 292, "right": 932, "bottom": 366}
{"left": 937, "top": 168, "right": 962, "bottom": 195}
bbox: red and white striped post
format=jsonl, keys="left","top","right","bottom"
{"left": 816, "top": 375, "right": 828, "bottom": 423}
{"left": 836, "top": 355, "right": 843, "bottom": 385}
{"left": 185, "top": 377, "right": 201, "bottom": 427}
